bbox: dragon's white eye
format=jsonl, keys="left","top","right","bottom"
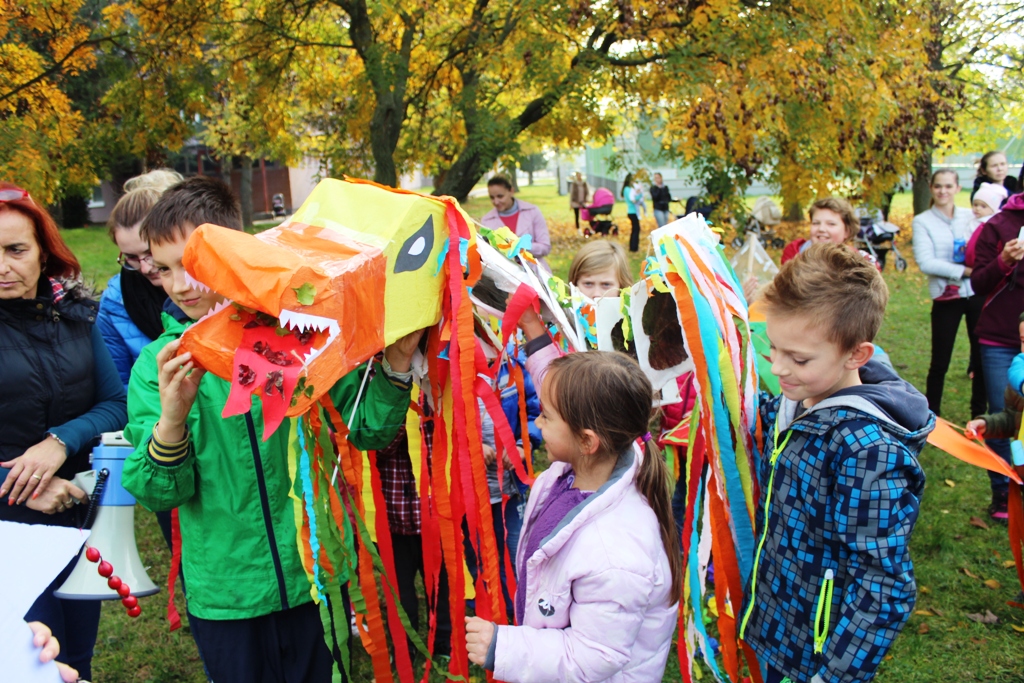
{"left": 394, "top": 216, "right": 435, "bottom": 273}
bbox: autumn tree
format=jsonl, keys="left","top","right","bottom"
{"left": 636, "top": 0, "right": 942, "bottom": 219}
{"left": 0, "top": 0, "right": 114, "bottom": 203}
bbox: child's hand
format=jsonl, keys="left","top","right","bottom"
{"left": 383, "top": 328, "right": 426, "bottom": 374}
{"left": 965, "top": 418, "right": 987, "bottom": 439}
{"left": 482, "top": 443, "right": 497, "bottom": 466}
{"left": 507, "top": 294, "right": 546, "bottom": 341}
{"left": 28, "top": 621, "right": 79, "bottom": 682}
{"left": 156, "top": 340, "right": 206, "bottom": 442}
{"left": 465, "top": 616, "right": 496, "bottom": 666}
{"left": 742, "top": 275, "right": 759, "bottom": 303}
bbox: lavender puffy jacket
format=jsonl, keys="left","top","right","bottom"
{"left": 492, "top": 447, "right": 677, "bottom": 682}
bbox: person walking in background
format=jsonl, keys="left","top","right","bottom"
{"left": 972, "top": 151, "right": 1018, "bottom": 201}
{"left": 650, "top": 173, "right": 675, "bottom": 228}
{"left": 970, "top": 190, "right": 1024, "bottom": 521}
{"left": 569, "top": 172, "right": 589, "bottom": 234}
{"left": 481, "top": 176, "right": 551, "bottom": 270}
{"left": 911, "top": 169, "right": 981, "bottom": 419}
{"left": 622, "top": 173, "right": 644, "bottom": 252}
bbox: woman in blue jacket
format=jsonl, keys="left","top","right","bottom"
{"left": 97, "top": 169, "right": 182, "bottom": 387}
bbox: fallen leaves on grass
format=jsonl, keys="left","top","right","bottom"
{"left": 1011, "top": 624, "right": 1024, "bottom": 633}
{"left": 962, "top": 567, "right": 981, "bottom": 579}
{"left": 945, "top": 479, "right": 956, "bottom": 487}
{"left": 920, "top": 586, "right": 931, "bottom": 594}
{"left": 984, "top": 578, "right": 1002, "bottom": 590}
{"left": 918, "top": 622, "right": 930, "bottom": 634}
{"left": 966, "top": 610, "right": 999, "bottom": 624}
{"left": 1003, "top": 560, "right": 1017, "bottom": 569}
{"left": 969, "top": 516, "right": 990, "bottom": 530}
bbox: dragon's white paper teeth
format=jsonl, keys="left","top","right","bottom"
{"left": 279, "top": 309, "right": 341, "bottom": 363}
{"left": 184, "top": 271, "right": 212, "bottom": 293}
{"left": 196, "top": 298, "right": 233, "bottom": 324}
{"left": 278, "top": 309, "right": 339, "bottom": 337}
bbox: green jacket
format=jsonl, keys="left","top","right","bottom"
{"left": 976, "top": 383, "right": 1024, "bottom": 440}
{"left": 123, "top": 312, "right": 410, "bottom": 620}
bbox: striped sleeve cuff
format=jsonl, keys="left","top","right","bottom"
{"left": 149, "top": 424, "right": 191, "bottom": 465}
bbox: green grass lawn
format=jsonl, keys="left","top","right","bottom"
{"left": 66, "top": 184, "right": 1023, "bottom": 682}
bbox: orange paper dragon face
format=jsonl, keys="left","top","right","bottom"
{"left": 179, "top": 221, "right": 387, "bottom": 437}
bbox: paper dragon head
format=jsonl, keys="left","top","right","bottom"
{"left": 178, "top": 178, "right": 468, "bottom": 437}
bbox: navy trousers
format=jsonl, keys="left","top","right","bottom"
{"left": 188, "top": 597, "right": 350, "bottom": 683}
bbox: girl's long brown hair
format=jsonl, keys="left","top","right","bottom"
{"left": 547, "top": 352, "right": 682, "bottom": 604}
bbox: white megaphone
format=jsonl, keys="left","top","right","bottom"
{"left": 55, "top": 432, "right": 159, "bottom": 600}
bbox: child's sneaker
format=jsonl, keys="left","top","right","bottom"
{"left": 989, "top": 490, "right": 1009, "bottom": 523}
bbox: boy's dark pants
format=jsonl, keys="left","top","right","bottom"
{"left": 188, "top": 594, "right": 351, "bottom": 683}
{"left": 391, "top": 532, "right": 453, "bottom": 657}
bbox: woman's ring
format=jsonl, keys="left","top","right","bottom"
{"left": 31, "top": 474, "right": 42, "bottom": 480}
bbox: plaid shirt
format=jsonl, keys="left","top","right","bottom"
{"left": 375, "top": 404, "right": 435, "bottom": 536}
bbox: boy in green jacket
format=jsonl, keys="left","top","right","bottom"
{"left": 122, "top": 177, "right": 422, "bottom": 682}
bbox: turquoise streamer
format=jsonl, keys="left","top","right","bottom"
{"left": 297, "top": 420, "right": 326, "bottom": 601}
{"left": 665, "top": 236, "right": 756, "bottom": 585}
{"left": 434, "top": 240, "right": 450, "bottom": 276}
{"left": 687, "top": 482, "right": 723, "bottom": 682}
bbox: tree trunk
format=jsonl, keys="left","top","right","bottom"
{"left": 912, "top": 149, "right": 933, "bottom": 216}
{"left": 347, "top": 0, "right": 415, "bottom": 188}
{"left": 220, "top": 156, "right": 233, "bottom": 189}
{"left": 368, "top": 95, "right": 402, "bottom": 187}
{"left": 784, "top": 199, "right": 803, "bottom": 222}
{"left": 240, "top": 155, "right": 254, "bottom": 228}
{"left": 435, "top": 72, "right": 571, "bottom": 200}
{"left": 527, "top": 170, "right": 534, "bottom": 185}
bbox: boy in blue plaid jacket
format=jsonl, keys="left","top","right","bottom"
{"left": 740, "top": 244, "right": 935, "bottom": 683}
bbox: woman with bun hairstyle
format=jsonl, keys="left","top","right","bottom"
{"left": 97, "top": 169, "right": 183, "bottom": 388}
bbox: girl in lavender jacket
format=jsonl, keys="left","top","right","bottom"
{"left": 466, "top": 352, "right": 681, "bottom": 682}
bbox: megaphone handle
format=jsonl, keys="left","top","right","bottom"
{"left": 81, "top": 468, "right": 110, "bottom": 529}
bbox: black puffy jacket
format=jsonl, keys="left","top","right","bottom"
{"left": 0, "top": 280, "right": 103, "bottom": 525}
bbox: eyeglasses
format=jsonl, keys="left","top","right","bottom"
{"left": 117, "top": 252, "right": 155, "bottom": 271}
{"left": 0, "top": 188, "right": 30, "bottom": 203}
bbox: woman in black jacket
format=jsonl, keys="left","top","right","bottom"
{"left": 971, "top": 151, "right": 1018, "bottom": 201}
{"left": 0, "top": 183, "right": 127, "bottom": 680}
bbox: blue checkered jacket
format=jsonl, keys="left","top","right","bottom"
{"left": 740, "top": 361, "right": 933, "bottom": 683}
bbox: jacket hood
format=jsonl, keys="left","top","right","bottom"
{"left": 777, "top": 359, "right": 934, "bottom": 445}
{"left": 1004, "top": 192, "right": 1024, "bottom": 212}
{"left": 162, "top": 298, "right": 192, "bottom": 326}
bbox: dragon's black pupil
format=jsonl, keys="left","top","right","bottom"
{"left": 394, "top": 216, "right": 435, "bottom": 273}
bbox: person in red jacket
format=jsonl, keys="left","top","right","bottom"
{"left": 780, "top": 197, "right": 860, "bottom": 263}
{"left": 969, "top": 191, "right": 1024, "bottom": 521}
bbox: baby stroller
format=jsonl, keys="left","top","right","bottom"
{"left": 271, "top": 193, "right": 288, "bottom": 217}
{"left": 581, "top": 187, "right": 618, "bottom": 237}
{"left": 855, "top": 209, "right": 907, "bottom": 272}
{"left": 731, "top": 196, "right": 785, "bottom": 250}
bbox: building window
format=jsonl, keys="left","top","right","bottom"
{"left": 87, "top": 186, "right": 105, "bottom": 209}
